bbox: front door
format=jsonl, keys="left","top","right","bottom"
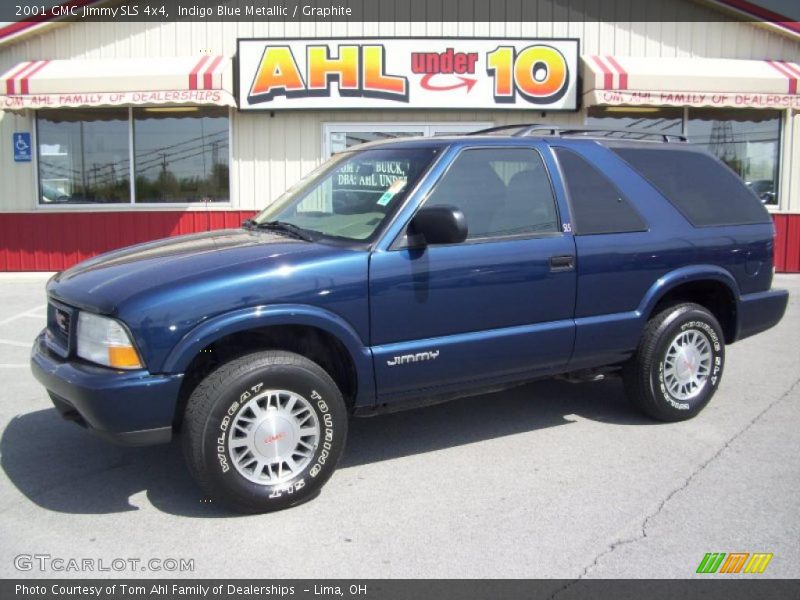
{"left": 369, "top": 145, "right": 577, "bottom": 401}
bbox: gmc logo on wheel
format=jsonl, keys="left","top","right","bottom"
{"left": 264, "top": 432, "right": 286, "bottom": 445}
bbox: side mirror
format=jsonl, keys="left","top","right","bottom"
{"left": 407, "top": 205, "right": 468, "bottom": 247}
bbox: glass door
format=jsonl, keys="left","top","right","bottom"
{"left": 323, "top": 122, "right": 493, "bottom": 157}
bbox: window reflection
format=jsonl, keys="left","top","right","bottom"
{"left": 586, "top": 106, "right": 684, "bottom": 138}
{"left": 133, "top": 107, "right": 229, "bottom": 203}
{"left": 37, "top": 106, "right": 230, "bottom": 205}
{"left": 687, "top": 108, "right": 780, "bottom": 206}
{"left": 587, "top": 106, "right": 782, "bottom": 207}
{"left": 37, "top": 108, "right": 130, "bottom": 204}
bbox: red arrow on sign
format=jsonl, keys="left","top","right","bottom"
{"left": 420, "top": 73, "right": 478, "bottom": 92}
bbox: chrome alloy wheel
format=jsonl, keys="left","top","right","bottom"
{"left": 662, "top": 329, "right": 712, "bottom": 401}
{"left": 228, "top": 390, "right": 320, "bottom": 485}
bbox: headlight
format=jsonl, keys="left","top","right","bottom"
{"left": 76, "top": 312, "right": 143, "bottom": 369}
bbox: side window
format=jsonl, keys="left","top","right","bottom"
{"left": 424, "top": 148, "right": 558, "bottom": 240}
{"left": 611, "top": 147, "right": 772, "bottom": 227}
{"left": 554, "top": 148, "right": 647, "bottom": 235}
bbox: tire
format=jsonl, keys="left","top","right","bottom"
{"left": 182, "top": 350, "right": 348, "bottom": 513}
{"left": 623, "top": 302, "right": 725, "bottom": 422}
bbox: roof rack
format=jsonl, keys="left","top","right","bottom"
{"left": 468, "top": 123, "right": 688, "bottom": 143}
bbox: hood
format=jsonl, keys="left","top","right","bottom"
{"left": 48, "top": 228, "right": 344, "bottom": 314}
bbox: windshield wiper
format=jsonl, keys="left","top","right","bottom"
{"left": 254, "top": 220, "right": 318, "bottom": 242}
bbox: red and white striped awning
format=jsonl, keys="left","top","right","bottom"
{"left": 583, "top": 56, "right": 800, "bottom": 110}
{"left": 0, "top": 55, "right": 234, "bottom": 110}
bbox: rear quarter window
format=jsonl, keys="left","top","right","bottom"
{"left": 611, "top": 147, "right": 771, "bottom": 227}
{"left": 554, "top": 147, "right": 647, "bottom": 235}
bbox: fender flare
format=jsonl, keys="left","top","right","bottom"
{"left": 161, "top": 304, "right": 375, "bottom": 404}
{"left": 636, "top": 264, "right": 740, "bottom": 325}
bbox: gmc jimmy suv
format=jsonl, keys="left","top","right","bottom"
{"left": 32, "top": 125, "right": 788, "bottom": 513}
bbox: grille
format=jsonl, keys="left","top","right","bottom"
{"left": 46, "top": 301, "right": 74, "bottom": 356}
{"left": 54, "top": 307, "right": 70, "bottom": 337}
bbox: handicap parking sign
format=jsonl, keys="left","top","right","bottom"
{"left": 13, "top": 132, "right": 31, "bottom": 162}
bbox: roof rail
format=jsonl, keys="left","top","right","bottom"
{"left": 468, "top": 123, "right": 688, "bottom": 143}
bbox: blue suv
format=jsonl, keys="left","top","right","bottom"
{"left": 31, "top": 125, "right": 788, "bottom": 513}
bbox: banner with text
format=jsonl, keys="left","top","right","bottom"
{"left": 237, "top": 38, "right": 580, "bottom": 111}
{"left": 586, "top": 89, "right": 800, "bottom": 110}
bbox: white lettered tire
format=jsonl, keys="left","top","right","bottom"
{"left": 623, "top": 303, "right": 725, "bottom": 422}
{"left": 182, "top": 350, "right": 348, "bottom": 513}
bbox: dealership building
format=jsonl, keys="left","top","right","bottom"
{"left": 0, "top": 0, "right": 799, "bottom": 271}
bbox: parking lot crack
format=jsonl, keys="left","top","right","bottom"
{"left": 550, "top": 375, "right": 800, "bottom": 596}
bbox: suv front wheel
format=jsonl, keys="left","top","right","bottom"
{"left": 624, "top": 303, "right": 725, "bottom": 422}
{"left": 182, "top": 350, "right": 348, "bottom": 513}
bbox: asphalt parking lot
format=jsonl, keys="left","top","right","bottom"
{"left": 0, "top": 273, "right": 798, "bottom": 579}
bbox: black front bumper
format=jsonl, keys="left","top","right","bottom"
{"left": 31, "top": 331, "right": 183, "bottom": 446}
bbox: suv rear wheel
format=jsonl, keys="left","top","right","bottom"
{"left": 182, "top": 350, "right": 348, "bottom": 513}
{"left": 623, "top": 303, "right": 725, "bottom": 422}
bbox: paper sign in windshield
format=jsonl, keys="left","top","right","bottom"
{"left": 377, "top": 178, "right": 407, "bottom": 206}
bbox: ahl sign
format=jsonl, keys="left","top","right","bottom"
{"left": 237, "top": 38, "right": 579, "bottom": 111}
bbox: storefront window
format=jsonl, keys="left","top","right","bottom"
{"left": 133, "top": 107, "right": 229, "bottom": 203}
{"left": 37, "top": 109, "right": 130, "bottom": 204}
{"left": 586, "top": 106, "right": 684, "bottom": 137}
{"left": 587, "top": 106, "right": 782, "bottom": 207}
{"left": 36, "top": 107, "right": 229, "bottom": 205}
{"left": 687, "top": 108, "right": 780, "bottom": 206}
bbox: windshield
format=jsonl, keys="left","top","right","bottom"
{"left": 252, "top": 147, "right": 439, "bottom": 242}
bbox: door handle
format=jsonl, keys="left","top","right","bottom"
{"left": 549, "top": 255, "right": 575, "bottom": 271}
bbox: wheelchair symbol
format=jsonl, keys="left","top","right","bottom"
{"left": 15, "top": 135, "right": 29, "bottom": 152}
{"left": 13, "top": 132, "right": 32, "bottom": 162}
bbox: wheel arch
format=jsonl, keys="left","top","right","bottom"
{"left": 638, "top": 266, "right": 740, "bottom": 343}
{"left": 163, "top": 305, "right": 375, "bottom": 418}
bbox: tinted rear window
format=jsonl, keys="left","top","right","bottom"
{"left": 554, "top": 148, "right": 647, "bottom": 235}
{"left": 612, "top": 147, "right": 771, "bottom": 227}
